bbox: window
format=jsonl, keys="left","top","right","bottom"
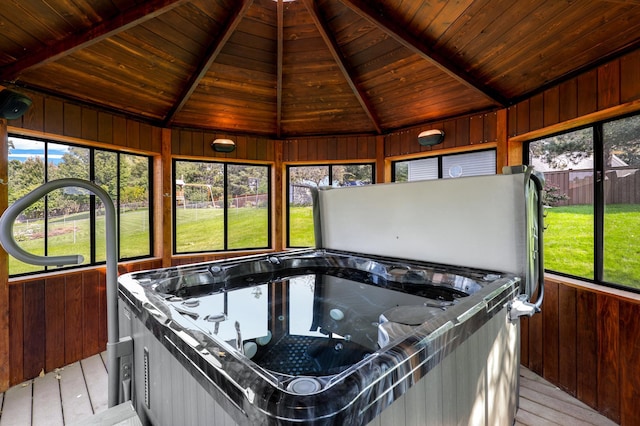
{"left": 527, "top": 113, "right": 640, "bottom": 291}
{"left": 393, "top": 149, "right": 496, "bottom": 182}
{"left": 287, "top": 164, "right": 374, "bottom": 247}
{"left": 7, "top": 136, "right": 153, "bottom": 276}
{"left": 173, "top": 160, "right": 270, "bottom": 253}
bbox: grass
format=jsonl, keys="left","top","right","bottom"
{"left": 544, "top": 204, "right": 640, "bottom": 289}
{"left": 9, "top": 204, "right": 640, "bottom": 290}
{"left": 289, "top": 206, "right": 315, "bottom": 247}
{"left": 174, "top": 206, "right": 268, "bottom": 252}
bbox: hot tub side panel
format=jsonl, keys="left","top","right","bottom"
{"left": 366, "top": 305, "right": 520, "bottom": 426}
{"left": 119, "top": 298, "right": 519, "bottom": 426}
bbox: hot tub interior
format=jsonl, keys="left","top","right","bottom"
{"left": 130, "top": 250, "right": 502, "bottom": 382}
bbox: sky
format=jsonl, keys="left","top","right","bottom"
{"left": 8, "top": 136, "right": 68, "bottom": 164}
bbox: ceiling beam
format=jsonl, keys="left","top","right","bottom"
{"left": 164, "top": 0, "right": 253, "bottom": 125}
{"left": 276, "top": 0, "right": 284, "bottom": 138}
{"left": 339, "top": 0, "right": 509, "bottom": 106}
{"left": 302, "top": 0, "right": 382, "bottom": 134}
{"left": 0, "top": 0, "right": 191, "bottom": 82}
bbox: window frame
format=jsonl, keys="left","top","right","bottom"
{"left": 172, "top": 158, "right": 272, "bottom": 255}
{"left": 391, "top": 148, "right": 497, "bottom": 182}
{"left": 285, "top": 162, "right": 375, "bottom": 248}
{"left": 7, "top": 134, "right": 154, "bottom": 277}
{"left": 525, "top": 112, "right": 640, "bottom": 293}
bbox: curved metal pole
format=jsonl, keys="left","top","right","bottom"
{"left": 0, "top": 178, "right": 120, "bottom": 407}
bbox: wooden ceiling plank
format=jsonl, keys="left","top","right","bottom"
{"left": 0, "top": 0, "right": 191, "bottom": 81}
{"left": 164, "top": 0, "right": 254, "bottom": 125}
{"left": 302, "top": 0, "right": 382, "bottom": 134}
{"left": 339, "top": 0, "right": 508, "bottom": 106}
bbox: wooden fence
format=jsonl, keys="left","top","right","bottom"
{"left": 544, "top": 167, "right": 639, "bottom": 205}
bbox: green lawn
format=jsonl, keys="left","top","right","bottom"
{"left": 9, "top": 204, "right": 640, "bottom": 290}
{"left": 544, "top": 204, "right": 640, "bottom": 289}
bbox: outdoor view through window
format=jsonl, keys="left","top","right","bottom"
{"left": 528, "top": 114, "right": 640, "bottom": 290}
{"left": 7, "top": 136, "right": 152, "bottom": 276}
{"left": 174, "top": 160, "right": 269, "bottom": 253}
{"left": 287, "top": 164, "right": 373, "bottom": 247}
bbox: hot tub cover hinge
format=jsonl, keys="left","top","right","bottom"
{"left": 507, "top": 294, "right": 539, "bottom": 322}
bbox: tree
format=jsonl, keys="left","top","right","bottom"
{"left": 530, "top": 115, "right": 640, "bottom": 169}
{"left": 8, "top": 157, "right": 45, "bottom": 218}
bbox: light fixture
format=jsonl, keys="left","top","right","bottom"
{"left": 0, "top": 89, "right": 32, "bottom": 120}
{"left": 417, "top": 129, "right": 445, "bottom": 146}
{"left": 211, "top": 138, "right": 236, "bottom": 153}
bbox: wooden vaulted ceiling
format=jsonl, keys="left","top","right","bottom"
{"left": 1, "top": 0, "right": 639, "bottom": 138}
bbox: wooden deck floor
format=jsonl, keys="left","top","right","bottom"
{"left": 0, "top": 355, "right": 618, "bottom": 426}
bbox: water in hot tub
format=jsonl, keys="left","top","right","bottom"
{"left": 166, "top": 273, "right": 464, "bottom": 377}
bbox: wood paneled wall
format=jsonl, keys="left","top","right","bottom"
{"left": 282, "top": 135, "right": 377, "bottom": 162}
{"left": 508, "top": 50, "right": 640, "bottom": 138}
{"left": 385, "top": 112, "right": 499, "bottom": 157}
{"left": 7, "top": 89, "right": 163, "bottom": 153}
{"left": 520, "top": 277, "right": 640, "bottom": 425}
{"left": 7, "top": 259, "right": 161, "bottom": 386}
{"left": 171, "top": 129, "right": 276, "bottom": 161}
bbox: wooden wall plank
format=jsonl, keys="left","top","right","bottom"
{"left": 577, "top": 70, "right": 598, "bottom": 117}
{"left": 113, "top": 116, "right": 127, "bottom": 149}
{"left": 97, "top": 112, "right": 113, "bottom": 144}
{"left": 520, "top": 316, "right": 529, "bottom": 366}
{"left": 327, "top": 137, "right": 337, "bottom": 160}
{"left": 527, "top": 296, "right": 543, "bottom": 375}
{"left": 596, "top": 294, "right": 620, "bottom": 423}
{"left": 247, "top": 136, "right": 258, "bottom": 159}
{"left": 64, "top": 273, "right": 84, "bottom": 364}
{"left": 336, "top": 136, "right": 347, "bottom": 159}
{"left": 126, "top": 119, "right": 140, "bottom": 150}
{"left": 22, "top": 92, "right": 45, "bottom": 132}
{"left": 469, "top": 114, "right": 483, "bottom": 144}
{"left": 619, "top": 301, "right": 640, "bottom": 426}
{"left": 558, "top": 285, "right": 577, "bottom": 394}
{"left": 139, "top": 122, "right": 153, "bottom": 152}
{"left": 81, "top": 108, "right": 98, "bottom": 141}
{"left": 44, "top": 97, "right": 63, "bottom": 135}
{"left": 559, "top": 79, "right": 578, "bottom": 123}
{"left": 597, "top": 60, "right": 620, "bottom": 110}
{"left": 455, "top": 117, "right": 469, "bottom": 147}
{"left": 508, "top": 106, "right": 518, "bottom": 137}
{"left": 82, "top": 270, "right": 101, "bottom": 358}
{"left": 23, "top": 280, "right": 45, "bottom": 380}
{"left": 529, "top": 93, "right": 544, "bottom": 131}
{"left": 542, "top": 280, "right": 559, "bottom": 383}
{"left": 45, "top": 276, "right": 66, "bottom": 371}
{"left": 575, "top": 288, "right": 598, "bottom": 408}
{"left": 543, "top": 86, "right": 560, "bottom": 127}
{"left": 516, "top": 101, "right": 530, "bottom": 135}
{"left": 9, "top": 284, "right": 24, "bottom": 385}
{"left": 620, "top": 51, "right": 640, "bottom": 103}
{"left": 63, "top": 103, "right": 82, "bottom": 138}
{"left": 442, "top": 120, "right": 456, "bottom": 150}
{"left": 483, "top": 112, "right": 497, "bottom": 143}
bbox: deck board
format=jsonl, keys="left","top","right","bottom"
{"left": 0, "top": 381, "right": 32, "bottom": 426}
{"left": 32, "top": 371, "right": 63, "bottom": 426}
{"left": 58, "top": 362, "right": 93, "bottom": 424}
{"left": 81, "top": 354, "right": 108, "bottom": 413}
{"left": 0, "top": 360, "right": 620, "bottom": 426}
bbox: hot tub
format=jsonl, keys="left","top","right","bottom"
{"left": 118, "top": 168, "right": 544, "bottom": 425}
{"left": 118, "top": 249, "right": 520, "bottom": 425}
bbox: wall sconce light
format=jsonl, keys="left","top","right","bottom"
{"left": 418, "top": 129, "right": 445, "bottom": 146}
{"left": 0, "top": 89, "right": 32, "bottom": 120}
{"left": 211, "top": 138, "right": 236, "bottom": 153}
